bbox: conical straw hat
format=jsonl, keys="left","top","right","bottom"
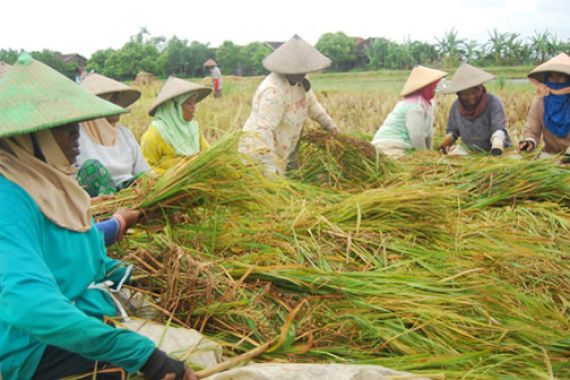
{"left": 400, "top": 65, "right": 448, "bottom": 97}
{"left": 262, "top": 34, "right": 331, "bottom": 75}
{"left": 81, "top": 73, "right": 141, "bottom": 108}
{"left": 203, "top": 59, "right": 217, "bottom": 67}
{"left": 149, "top": 76, "right": 212, "bottom": 116}
{"left": 0, "top": 62, "right": 11, "bottom": 78}
{"left": 440, "top": 62, "right": 494, "bottom": 94}
{"left": 0, "top": 53, "right": 126, "bottom": 138}
{"left": 528, "top": 53, "right": 570, "bottom": 83}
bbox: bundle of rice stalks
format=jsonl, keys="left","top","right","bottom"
{"left": 447, "top": 156, "right": 570, "bottom": 209}
{"left": 91, "top": 135, "right": 293, "bottom": 218}
{"left": 290, "top": 130, "right": 398, "bottom": 190}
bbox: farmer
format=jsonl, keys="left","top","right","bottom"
{"left": 141, "top": 76, "right": 212, "bottom": 175}
{"left": 439, "top": 63, "right": 511, "bottom": 156}
{"left": 371, "top": 65, "right": 447, "bottom": 158}
{"left": 238, "top": 34, "right": 339, "bottom": 177}
{"left": 518, "top": 53, "right": 570, "bottom": 164}
{"left": 203, "top": 59, "right": 223, "bottom": 98}
{"left": 76, "top": 73, "right": 150, "bottom": 197}
{"left": 0, "top": 54, "right": 195, "bottom": 380}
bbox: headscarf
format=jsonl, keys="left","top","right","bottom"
{"left": 417, "top": 81, "right": 439, "bottom": 103}
{"left": 458, "top": 85, "right": 490, "bottom": 121}
{"left": 0, "top": 129, "right": 92, "bottom": 231}
{"left": 543, "top": 80, "right": 570, "bottom": 138}
{"left": 152, "top": 93, "right": 200, "bottom": 156}
{"left": 403, "top": 80, "right": 440, "bottom": 113}
{"left": 81, "top": 118, "right": 118, "bottom": 146}
{"left": 79, "top": 93, "right": 119, "bottom": 146}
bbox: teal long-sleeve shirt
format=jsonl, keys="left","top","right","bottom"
{"left": 0, "top": 176, "right": 155, "bottom": 379}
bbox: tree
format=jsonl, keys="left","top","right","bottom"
{"left": 30, "top": 50, "right": 77, "bottom": 79}
{"left": 86, "top": 48, "right": 115, "bottom": 74}
{"left": 316, "top": 32, "right": 357, "bottom": 71}
{"left": 187, "top": 41, "right": 212, "bottom": 77}
{"left": 241, "top": 42, "right": 271, "bottom": 76}
{"left": 462, "top": 40, "right": 480, "bottom": 63}
{"left": 435, "top": 28, "right": 465, "bottom": 67}
{"left": 0, "top": 49, "right": 19, "bottom": 64}
{"left": 529, "top": 30, "right": 551, "bottom": 62}
{"left": 485, "top": 29, "right": 508, "bottom": 65}
{"left": 159, "top": 36, "right": 191, "bottom": 77}
{"left": 216, "top": 41, "right": 242, "bottom": 75}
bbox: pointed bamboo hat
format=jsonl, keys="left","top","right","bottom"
{"left": 203, "top": 59, "right": 217, "bottom": 67}
{"left": 441, "top": 62, "right": 494, "bottom": 94}
{"left": 0, "top": 62, "right": 11, "bottom": 78}
{"left": 81, "top": 73, "right": 141, "bottom": 108}
{"left": 0, "top": 53, "right": 126, "bottom": 138}
{"left": 400, "top": 65, "right": 447, "bottom": 97}
{"left": 262, "top": 34, "right": 331, "bottom": 75}
{"left": 149, "top": 76, "right": 212, "bottom": 116}
{"left": 528, "top": 53, "right": 570, "bottom": 83}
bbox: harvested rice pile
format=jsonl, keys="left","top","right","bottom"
{"left": 97, "top": 134, "right": 570, "bottom": 379}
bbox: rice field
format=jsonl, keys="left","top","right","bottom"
{"left": 103, "top": 70, "right": 569, "bottom": 379}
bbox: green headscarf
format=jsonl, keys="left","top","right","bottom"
{"left": 152, "top": 93, "right": 200, "bottom": 156}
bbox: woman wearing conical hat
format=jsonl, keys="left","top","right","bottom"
{"left": 371, "top": 66, "right": 447, "bottom": 158}
{"left": 76, "top": 73, "right": 150, "bottom": 197}
{"left": 519, "top": 53, "right": 570, "bottom": 163}
{"left": 439, "top": 63, "right": 511, "bottom": 156}
{"left": 203, "top": 59, "right": 223, "bottom": 98}
{"left": 141, "top": 76, "right": 212, "bottom": 175}
{"left": 238, "top": 35, "right": 339, "bottom": 177}
{"left": 0, "top": 54, "right": 197, "bottom": 379}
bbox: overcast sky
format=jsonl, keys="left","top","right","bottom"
{"left": 1, "top": 0, "right": 569, "bottom": 57}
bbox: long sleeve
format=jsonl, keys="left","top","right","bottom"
{"left": 140, "top": 125, "right": 181, "bottom": 175}
{"left": 405, "top": 108, "right": 429, "bottom": 150}
{"left": 446, "top": 101, "right": 461, "bottom": 140}
{"left": 123, "top": 128, "right": 151, "bottom": 176}
{"left": 307, "top": 90, "right": 338, "bottom": 132}
{"left": 96, "top": 217, "right": 120, "bottom": 247}
{"left": 523, "top": 96, "right": 544, "bottom": 147}
{"left": 0, "top": 192, "right": 155, "bottom": 375}
{"left": 241, "top": 86, "right": 287, "bottom": 176}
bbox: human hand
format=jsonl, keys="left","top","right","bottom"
{"left": 517, "top": 140, "right": 535, "bottom": 153}
{"left": 491, "top": 148, "right": 503, "bottom": 156}
{"left": 113, "top": 208, "right": 142, "bottom": 230}
{"left": 160, "top": 367, "right": 197, "bottom": 380}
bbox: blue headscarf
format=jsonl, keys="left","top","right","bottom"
{"left": 544, "top": 80, "right": 570, "bottom": 138}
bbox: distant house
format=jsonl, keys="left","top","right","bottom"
{"left": 0, "top": 62, "right": 11, "bottom": 78}
{"left": 264, "top": 41, "right": 284, "bottom": 51}
{"left": 353, "top": 37, "right": 376, "bottom": 69}
{"left": 62, "top": 53, "right": 88, "bottom": 82}
{"left": 62, "top": 53, "right": 88, "bottom": 69}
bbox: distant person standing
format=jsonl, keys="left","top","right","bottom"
{"left": 204, "top": 59, "right": 223, "bottom": 98}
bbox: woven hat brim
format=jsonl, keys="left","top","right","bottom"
{"left": 400, "top": 66, "right": 448, "bottom": 97}
{"left": 99, "top": 89, "right": 141, "bottom": 108}
{"left": 441, "top": 65, "right": 495, "bottom": 94}
{"left": 262, "top": 35, "right": 331, "bottom": 75}
{"left": 0, "top": 57, "right": 126, "bottom": 138}
{"left": 149, "top": 78, "right": 212, "bottom": 116}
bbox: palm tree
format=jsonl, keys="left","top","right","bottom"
{"left": 435, "top": 28, "right": 465, "bottom": 67}
{"left": 529, "top": 30, "right": 551, "bottom": 62}
{"left": 485, "top": 29, "right": 508, "bottom": 65}
{"left": 462, "top": 40, "right": 480, "bottom": 63}
{"left": 503, "top": 32, "right": 523, "bottom": 65}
